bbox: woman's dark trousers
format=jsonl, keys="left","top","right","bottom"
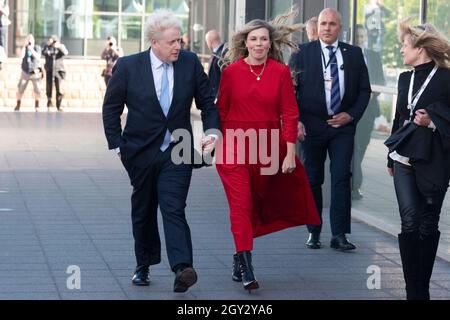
{"left": 394, "top": 162, "right": 445, "bottom": 300}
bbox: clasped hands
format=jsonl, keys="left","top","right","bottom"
{"left": 201, "top": 135, "right": 217, "bottom": 154}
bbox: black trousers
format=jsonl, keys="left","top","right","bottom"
{"left": 122, "top": 145, "right": 193, "bottom": 271}
{"left": 45, "top": 70, "right": 62, "bottom": 100}
{"left": 393, "top": 162, "right": 446, "bottom": 235}
{"left": 301, "top": 127, "right": 354, "bottom": 236}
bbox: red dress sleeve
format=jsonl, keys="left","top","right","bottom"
{"left": 279, "top": 65, "right": 299, "bottom": 143}
{"left": 216, "top": 68, "right": 231, "bottom": 122}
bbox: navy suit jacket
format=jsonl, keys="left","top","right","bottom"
{"left": 289, "top": 40, "right": 371, "bottom": 135}
{"left": 208, "top": 43, "right": 225, "bottom": 98}
{"left": 102, "top": 49, "right": 220, "bottom": 168}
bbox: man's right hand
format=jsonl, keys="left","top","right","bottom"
{"left": 297, "top": 122, "right": 306, "bottom": 141}
{"left": 387, "top": 167, "right": 393, "bottom": 177}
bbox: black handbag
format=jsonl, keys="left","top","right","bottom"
{"left": 384, "top": 122, "right": 417, "bottom": 151}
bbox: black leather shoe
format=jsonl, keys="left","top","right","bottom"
{"left": 174, "top": 267, "right": 197, "bottom": 293}
{"left": 306, "top": 233, "right": 322, "bottom": 249}
{"left": 330, "top": 234, "right": 356, "bottom": 251}
{"left": 132, "top": 265, "right": 150, "bottom": 286}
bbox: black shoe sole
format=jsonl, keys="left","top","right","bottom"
{"left": 330, "top": 244, "right": 356, "bottom": 251}
{"left": 174, "top": 268, "right": 197, "bottom": 293}
{"left": 132, "top": 280, "right": 150, "bottom": 286}
{"left": 306, "top": 243, "right": 322, "bottom": 249}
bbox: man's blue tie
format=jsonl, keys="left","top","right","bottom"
{"left": 327, "top": 45, "right": 341, "bottom": 114}
{"left": 160, "top": 62, "right": 171, "bottom": 151}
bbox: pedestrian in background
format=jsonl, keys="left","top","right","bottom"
{"left": 101, "top": 36, "right": 123, "bottom": 86}
{"left": 42, "top": 35, "right": 68, "bottom": 111}
{"left": 14, "top": 34, "right": 42, "bottom": 112}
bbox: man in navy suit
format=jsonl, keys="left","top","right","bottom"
{"left": 289, "top": 8, "right": 371, "bottom": 251}
{"left": 205, "top": 30, "right": 225, "bottom": 98}
{"left": 102, "top": 10, "right": 220, "bottom": 292}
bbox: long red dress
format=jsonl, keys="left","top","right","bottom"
{"left": 215, "top": 58, "right": 320, "bottom": 252}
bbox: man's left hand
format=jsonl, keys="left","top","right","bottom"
{"left": 201, "top": 135, "right": 217, "bottom": 154}
{"left": 327, "top": 112, "right": 353, "bottom": 128}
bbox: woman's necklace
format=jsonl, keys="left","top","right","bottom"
{"left": 247, "top": 59, "right": 267, "bottom": 81}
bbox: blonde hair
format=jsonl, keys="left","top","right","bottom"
{"left": 222, "top": 9, "right": 304, "bottom": 66}
{"left": 399, "top": 17, "right": 450, "bottom": 69}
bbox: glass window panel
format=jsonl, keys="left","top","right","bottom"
{"left": 426, "top": 0, "right": 450, "bottom": 38}
{"left": 121, "top": 16, "right": 142, "bottom": 54}
{"left": 352, "top": 0, "right": 421, "bottom": 209}
{"left": 122, "top": 0, "right": 144, "bottom": 13}
{"left": 357, "top": 0, "right": 420, "bottom": 87}
{"left": 86, "top": 15, "right": 118, "bottom": 55}
{"left": 270, "top": 0, "right": 291, "bottom": 19}
{"left": 93, "top": 0, "right": 119, "bottom": 12}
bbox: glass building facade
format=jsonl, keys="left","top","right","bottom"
{"left": 9, "top": 0, "right": 189, "bottom": 57}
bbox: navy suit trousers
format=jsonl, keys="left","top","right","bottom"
{"left": 300, "top": 126, "right": 354, "bottom": 236}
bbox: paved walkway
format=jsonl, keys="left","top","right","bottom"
{"left": 1, "top": 112, "right": 450, "bottom": 300}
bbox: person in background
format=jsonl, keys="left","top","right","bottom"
{"left": 182, "top": 33, "right": 191, "bottom": 51}
{"left": 0, "top": 0, "right": 10, "bottom": 70}
{"left": 289, "top": 8, "right": 371, "bottom": 251}
{"left": 42, "top": 35, "right": 69, "bottom": 111}
{"left": 305, "top": 17, "right": 318, "bottom": 42}
{"left": 14, "top": 34, "right": 42, "bottom": 112}
{"left": 101, "top": 36, "right": 124, "bottom": 86}
{"left": 205, "top": 29, "right": 226, "bottom": 98}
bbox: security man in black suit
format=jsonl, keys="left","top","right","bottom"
{"left": 289, "top": 8, "right": 371, "bottom": 251}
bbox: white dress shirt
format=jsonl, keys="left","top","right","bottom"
{"left": 150, "top": 48, "right": 174, "bottom": 103}
{"left": 320, "top": 39, "right": 345, "bottom": 115}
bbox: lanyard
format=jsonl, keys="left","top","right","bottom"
{"left": 321, "top": 46, "right": 338, "bottom": 75}
{"left": 407, "top": 65, "right": 438, "bottom": 119}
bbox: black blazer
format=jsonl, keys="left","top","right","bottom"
{"left": 102, "top": 49, "right": 220, "bottom": 168}
{"left": 208, "top": 43, "right": 225, "bottom": 98}
{"left": 289, "top": 40, "right": 371, "bottom": 135}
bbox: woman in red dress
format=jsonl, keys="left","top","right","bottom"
{"left": 215, "top": 16, "right": 320, "bottom": 292}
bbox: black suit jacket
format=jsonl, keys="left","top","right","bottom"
{"left": 289, "top": 40, "right": 371, "bottom": 135}
{"left": 208, "top": 43, "right": 225, "bottom": 98}
{"left": 102, "top": 49, "right": 220, "bottom": 168}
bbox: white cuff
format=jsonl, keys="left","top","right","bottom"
{"left": 428, "top": 121, "right": 436, "bottom": 131}
{"left": 114, "top": 147, "right": 120, "bottom": 154}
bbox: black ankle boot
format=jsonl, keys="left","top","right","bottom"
{"left": 398, "top": 232, "right": 420, "bottom": 300}
{"left": 232, "top": 253, "right": 242, "bottom": 282}
{"left": 237, "top": 251, "right": 259, "bottom": 292}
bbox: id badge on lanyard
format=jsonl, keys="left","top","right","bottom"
{"left": 405, "top": 66, "right": 438, "bottom": 126}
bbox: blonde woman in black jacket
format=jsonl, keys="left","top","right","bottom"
{"left": 386, "top": 19, "right": 450, "bottom": 300}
